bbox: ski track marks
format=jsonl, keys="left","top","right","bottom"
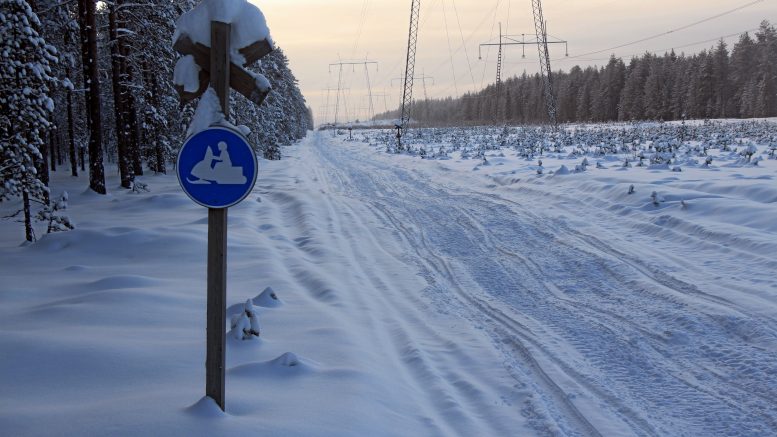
{"left": 293, "top": 132, "right": 777, "bottom": 436}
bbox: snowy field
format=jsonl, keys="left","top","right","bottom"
{"left": 1, "top": 119, "right": 777, "bottom": 436}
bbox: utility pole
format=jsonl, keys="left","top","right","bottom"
{"left": 479, "top": 23, "right": 567, "bottom": 125}
{"left": 398, "top": 0, "right": 421, "bottom": 151}
{"left": 329, "top": 60, "right": 378, "bottom": 135}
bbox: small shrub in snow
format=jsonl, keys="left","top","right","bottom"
{"left": 628, "top": 184, "right": 635, "bottom": 195}
{"left": 35, "top": 192, "right": 74, "bottom": 234}
{"left": 230, "top": 299, "right": 261, "bottom": 340}
{"left": 130, "top": 179, "right": 150, "bottom": 193}
{"left": 672, "top": 166, "right": 682, "bottom": 172}
{"left": 740, "top": 143, "right": 758, "bottom": 162}
{"left": 651, "top": 191, "right": 660, "bottom": 206}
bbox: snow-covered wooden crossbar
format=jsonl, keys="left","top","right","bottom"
{"left": 172, "top": 0, "right": 274, "bottom": 106}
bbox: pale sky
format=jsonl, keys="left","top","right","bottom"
{"left": 254, "top": 0, "right": 777, "bottom": 124}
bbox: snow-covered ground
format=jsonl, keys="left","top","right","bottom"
{"left": 1, "top": 121, "right": 777, "bottom": 436}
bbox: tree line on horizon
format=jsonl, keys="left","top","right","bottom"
{"left": 376, "top": 21, "right": 777, "bottom": 127}
{"left": 1, "top": 0, "right": 313, "bottom": 241}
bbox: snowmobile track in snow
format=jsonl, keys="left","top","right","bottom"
{"left": 308, "top": 132, "right": 777, "bottom": 436}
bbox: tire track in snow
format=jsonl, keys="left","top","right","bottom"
{"left": 274, "top": 134, "right": 531, "bottom": 436}
{"left": 311, "top": 134, "right": 777, "bottom": 436}
{"left": 312, "top": 138, "right": 611, "bottom": 436}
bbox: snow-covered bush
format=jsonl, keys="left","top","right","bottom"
{"left": 230, "top": 299, "right": 261, "bottom": 340}
{"left": 35, "top": 191, "right": 74, "bottom": 234}
{"left": 651, "top": 191, "right": 660, "bottom": 206}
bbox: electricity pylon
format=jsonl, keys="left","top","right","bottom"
{"left": 397, "top": 0, "right": 421, "bottom": 150}
{"left": 479, "top": 22, "right": 567, "bottom": 124}
{"left": 322, "top": 86, "right": 340, "bottom": 127}
{"left": 328, "top": 60, "right": 378, "bottom": 135}
{"left": 532, "top": 0, "right": 560, "bottom": 128}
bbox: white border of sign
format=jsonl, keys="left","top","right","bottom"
{"left": 176, "top": 125, "right": 259, "bottom": 209}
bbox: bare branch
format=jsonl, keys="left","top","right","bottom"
{"left": 1, "top": 210, "right": 23, "bottom": 220}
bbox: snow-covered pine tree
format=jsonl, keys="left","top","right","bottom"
{"left": 36, "top": 0, "right": 82, "bottom": 178}
{"left": 753, "top": 21, "right": 777, "bottom": 117}
{"left": 0, "top": 0, "right": 59, "bottom": 241}
{"left": 238, "top": 47, "right": 310, "bottom": 160}
{"left": 126, "top": 0, "right": 195, "bottom": 174}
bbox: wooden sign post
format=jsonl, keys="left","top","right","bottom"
{"left": 174, "top": 20, "right": 273, "bottom": 412}
{"left": 206, "top": 21, "right": 230, "bottom": 412}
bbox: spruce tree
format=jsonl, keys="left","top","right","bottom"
{"left": 0, "top": 0, "right": 59, "bottom": 240}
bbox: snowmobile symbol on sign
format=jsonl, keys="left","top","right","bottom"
{"left": 177, "top": 127, "right": 257, "bottom": 208}
{"left": 188, "top": 141, "right": 247, "bottom": 185}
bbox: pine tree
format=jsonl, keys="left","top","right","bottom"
{"left": 76, "top": 0, "right": 106, "bottom": 194}
{"left": 731, "top": 32, "right": 757, "bottom": 118}
{"left": 712, "top": 40, "right": 732, "bottom": 118}
{"left": 239, "top": 48, "right": 310, "bottom": 160}
{"left": 753, "top": 21, "right": 777, "bottom": 117}
{"left": 0, "top": 0, "right": 59, "bottom": 241}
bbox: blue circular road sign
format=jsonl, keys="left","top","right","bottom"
{"left": 177, "top": 127, "right": 258, "bottom": 209}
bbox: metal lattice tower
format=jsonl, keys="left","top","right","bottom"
{"left": 364, "top": 64, "right": 375, "bottom": 121}
{"left": 329, "top": 60, "right": 377, "bottom": 135}
{"left": 495, "top": 24, "right": 504, "bottom": 90}
{"left": 398, "top": 0, "right": 421, "bottom": 149}
{"left": 494, "top": 24, "right": 504, "bottom": 123}
{"left": 531, "top": 0, "right": 558, "bottom": 127}
{"left": 480, "top": 23, "right": 567, "bottom": 125}
{"left": 333, "top": 65, "right": 344, "bottom": 135}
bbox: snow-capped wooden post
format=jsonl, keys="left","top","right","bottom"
{"left": 172, "top": 0, "right": 275, "bottom": 412}
{"left": 206, "top": 20, "right": 230, "bottom": 413}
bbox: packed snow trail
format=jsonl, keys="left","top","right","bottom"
{"left": 2, "top": 130, "right": 776, "bottom": 436}
{"left": 301, "top": 132, "right": 777, "bottom": 436}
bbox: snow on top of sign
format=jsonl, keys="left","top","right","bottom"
{"left": 186, "top": 87, "right": 233, "bottom": 137}
{"left": 248, "top": 70, "right": 270, "bottom": 92}
{"left": 205, "top": 0, "right": 245, "bottom": 23}
{"left": 173, "top": 0, "right": 273, "bottom": 55}
{"left": 173, "top": 55, "right": 201, "bottom": 93}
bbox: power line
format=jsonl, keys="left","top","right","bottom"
{"left": 480, "top": 0, "right": 503, "bottom": 89}
{"left": 441, "top": 0, "right": 459, "bottom": 97}
{"left": 377, "top": 0, "right": 501, "bottom": 99}
{"left": 557, "top": 0, "right": 766, "bottom": 61}
{"left": 502, "top": 25, "right": 762, "bottom": 66}
{"left": 351, "top": 0, "right": 370, "bottom": 58}
{"left": 451, "top": 0, "right": 478, "bottom": 91}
